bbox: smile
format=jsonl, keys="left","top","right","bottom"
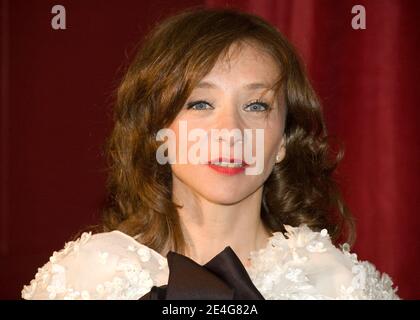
{"left": 207, "top": 158, "right": 249, "bottom": 175}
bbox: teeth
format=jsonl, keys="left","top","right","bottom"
{"left": 213, "top": 162, "right": 243, "bottom": 168}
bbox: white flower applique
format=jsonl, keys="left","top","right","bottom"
{"left": 338, "top": 243, "right": 399, "bottom": 299}
{"left": 105, "top": 258, "right": 154, "bottom": 299}
{"left": 22, "top": 231, "right": 162, "bottom": 300}
{"left": 247, "top": 225, "right": 323, "bottom": 300}
{"left": 22, "top": 232, "right": 93, "bottom": 300}
{"left": 22, "top": 225, "right": 400, "bottom": 300}
{"left": 248, "top": 224, "right": 399, "bottom": 300}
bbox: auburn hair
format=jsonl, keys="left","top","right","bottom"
{"left": 101, "top": 7, "right": 356, "bottom": 255}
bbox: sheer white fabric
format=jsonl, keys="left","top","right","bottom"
{"left": 22, "top": 224, "right": 399, "bottom": 300}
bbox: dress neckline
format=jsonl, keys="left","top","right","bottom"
{"left": 110, "top": 229, "right": 276, "bottom": 270}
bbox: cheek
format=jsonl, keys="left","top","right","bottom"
{"left": 168, "top": 119, "right": 210, "bottom": 164}
{"left": 262, "top": 119, "right": 284, "bottom": 167}
{"left": 264, "top": 130, "right": 281, "bottom": 159}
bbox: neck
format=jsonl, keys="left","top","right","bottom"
{"left": 170, "top": 175, "right": 272, "bottom": 268}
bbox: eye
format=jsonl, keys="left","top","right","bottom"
{"left": 186, "top": 100, "right": 214, "bottom": 111}
{"left": 243, "top": 100, "right": 270, "bottom": 112}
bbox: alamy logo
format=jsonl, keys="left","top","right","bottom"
{"left": 352, "top": 5, "right": 366, "bottom": 30}
{"left": 155, "top": 121, "right": 265, "bottom": 175}
{"left": 51, "top": 5, "right": 66, "bottom": 30}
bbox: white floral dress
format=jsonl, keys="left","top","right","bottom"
{"left": 21, "top": 224, "right": 399, "bottom": 300}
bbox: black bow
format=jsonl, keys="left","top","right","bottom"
{"left": 139, "top": 246, "right": 265, "bottom": 300}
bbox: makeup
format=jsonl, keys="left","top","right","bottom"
{"left": 207, "top": 157, "right": 249, "bottom": 175}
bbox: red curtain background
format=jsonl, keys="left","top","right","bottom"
{"left": 1, "top": 0, "right": 419, "bottom": 299}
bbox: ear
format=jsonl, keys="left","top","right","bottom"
{"left": 275, "top": 134, "right": 286, "bottom": 164}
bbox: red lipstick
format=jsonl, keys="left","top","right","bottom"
{"left": 207, "top": 157, "right": 249, "bottom": 176}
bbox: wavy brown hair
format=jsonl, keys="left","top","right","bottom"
{"left": 102, "top": 7, "right": 356, "bottom": 255}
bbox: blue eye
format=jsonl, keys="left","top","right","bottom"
{"left": 186, "top": 99, "right": 270, "bottom": 112}
{"left": 244, "top": 100, "right": 270, "bottom": 112}
{"left": 186, "top": 100, "right": 214, "bottom": 110}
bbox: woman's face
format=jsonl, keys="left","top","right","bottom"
{"left": 167, "top": 42, "right": 286, "bottom": 205}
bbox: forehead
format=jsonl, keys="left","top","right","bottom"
{"left": 199, "top": 41, "right": 280, "bottom": 88}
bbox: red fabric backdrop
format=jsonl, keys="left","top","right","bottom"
{"left": 1, "top": 0, "right": 419, "bottom": 299}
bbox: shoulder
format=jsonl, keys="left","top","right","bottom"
{"left": 22, "top": 231, "right": 169, "bottom": 300}
{"left": 248, "top": 224, "right": 400, "bottom": 300}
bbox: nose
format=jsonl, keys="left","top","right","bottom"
{"left": 212, "top": 104, "right": 244, "bottom": 146}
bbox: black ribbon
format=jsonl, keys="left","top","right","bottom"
{"left": 139, "top": 246, "right": 265, "bottom": 300}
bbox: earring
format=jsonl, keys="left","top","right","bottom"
{"left": 275, "top": 154, "right": 281, "bottom": 163}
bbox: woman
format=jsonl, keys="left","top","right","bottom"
{"left": 22, "top": 7, "right": 399, "bottom": 300}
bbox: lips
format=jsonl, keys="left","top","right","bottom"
{"left": 207, "top": 157, "right": 249, "bottom": 175}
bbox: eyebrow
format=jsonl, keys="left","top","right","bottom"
{"left": 195, "top": 80, "right": 273, "bottom": 90}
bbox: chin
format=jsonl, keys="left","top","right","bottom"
{"left": 172, "top": 165, "right": 265, "bottom": 204}
{"left": 198, "top": 188, "right": 250, "bottom": 205}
